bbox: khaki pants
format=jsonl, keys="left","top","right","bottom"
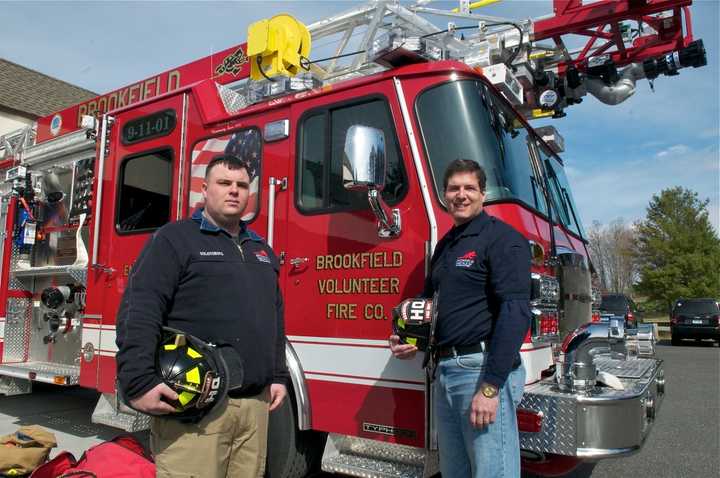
{"left": 151, "top": 388, "right": 270, "bottom": 478}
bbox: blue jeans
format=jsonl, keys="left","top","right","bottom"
{"left": 434, "top": 352, "right": 526, "bottom": 478}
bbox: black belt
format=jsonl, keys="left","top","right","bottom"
{"left": 436, "top": 341, "right": 488, "bottom": 359}
{"left": 436, "top": 342, "right": 523, "bottom": 370}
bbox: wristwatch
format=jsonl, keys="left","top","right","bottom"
{"left": 480, "top": 382, "right": 499, "bottom": 399}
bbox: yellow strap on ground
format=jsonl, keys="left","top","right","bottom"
{"left": 451, "top": 0, "right": 501, "bottom": 13}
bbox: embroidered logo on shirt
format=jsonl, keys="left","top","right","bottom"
{"left": 255, "top": 250, "right": 272, "bottom": 264}
{"left": 455, "top": 250, "right": 477, "bottom": 268}
{"left": 199, "top": 251, "right": 224, "bottom": 256}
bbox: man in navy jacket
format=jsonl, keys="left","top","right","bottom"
{"left": 116, "top": 154, "right": 288, "bottom": 478}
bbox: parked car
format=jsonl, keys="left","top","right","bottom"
{"left": 599, "top": 294, "right": 641, "bottom": 328}
{"left": 670, "top": 298, "right": 720, "bottom": 346}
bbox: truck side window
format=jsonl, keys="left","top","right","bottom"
{"left": 297, "top": 98, "right": 407, "bottom": 213}
{"left": 299, "top": 114, "right": 326, "bottom": 210}
{"left": 116, "top": 149, "right": 172, "bottom": 233}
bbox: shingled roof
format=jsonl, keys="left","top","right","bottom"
{"left": 0, "top": 58, "right": 97, "bottom": 118}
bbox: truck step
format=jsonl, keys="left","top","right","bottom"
{"left": 0, "top": 361, "right": 79, "bottom": 385}
{"left": 91, "top": 392, "right": 151, "bottom": 432}
{"left": 0, "top": 375, "right": 31, "bottom": 396}
{"left": 321, "top": 433, "right": 436, "bottom": 478}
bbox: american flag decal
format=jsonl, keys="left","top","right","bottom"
{"left": 190, "top": 129, "right": 261, "bottom": 221}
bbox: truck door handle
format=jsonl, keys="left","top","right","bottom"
{"left": 289, "top": 257, "right": 308, "bottom": 268}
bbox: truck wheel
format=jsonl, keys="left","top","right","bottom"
{"left": 266, "top": 391, "right": 327, "bottom": 478}
{"left": 671, "top": 335, "right": 680, "bottom": 346}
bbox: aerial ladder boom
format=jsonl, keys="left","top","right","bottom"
{"left": 292, "top": 0, "right": 707, "bottom": 119}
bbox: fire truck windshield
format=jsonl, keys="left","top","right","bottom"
{"left": 416, "top": 79, "right": 557, "bottom": 222}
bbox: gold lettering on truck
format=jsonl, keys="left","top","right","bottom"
{"left": 316, "top": 251, "right": 403, "bottom": 270}
{"left": 318, "top": 277, "right": 400, "bottom": 295}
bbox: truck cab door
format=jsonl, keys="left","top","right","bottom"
{"left": 282, "top": 84, "right": 430, "bottom": 448}
{"left": 83, "top": 94, "right": 186, "bottom": 392}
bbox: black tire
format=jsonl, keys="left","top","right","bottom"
{"left": 671, "top": 335, "right": 681, "bottom": 346}
{"left": 266, "top": 391, "right": 327, "bottom": 478}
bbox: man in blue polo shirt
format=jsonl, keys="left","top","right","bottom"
{"left": 390, "top": 159, "right": 531, "bottom": 478}
{"left": 116, "top": 155, "right": 288, "bottom": 478}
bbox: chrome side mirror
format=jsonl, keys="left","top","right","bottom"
{"left": 343, "top": 125, "right": 400, "bottom": 237}
{"left": 343, "top": 125, "right": 386, "bottom": 190}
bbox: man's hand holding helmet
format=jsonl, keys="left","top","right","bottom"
{"left": 389, "top": 298, "right": 434, "bottom": 360}
{"left": 389, "top": 335, "right": 418, "bottom": 360}
{"left": 130, "top": 382, "right": 179, "bottom": 415}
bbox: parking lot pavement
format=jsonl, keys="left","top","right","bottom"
{"left": 0, "top": 383, "right": 147, "bottom": 460}
{"left": 2, "top": 340, "right": 718, "bottom": 477}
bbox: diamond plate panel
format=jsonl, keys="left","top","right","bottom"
{"left": 0, "top": 375, "right": 32, "bottom": 395}
{"left": 218, "top": 83, "right": 248, "bottom": 114}
{"left": 323, "top": 434, "right": 428, "bottom": 478}
{"left": 3, "top": 298, "right": 31, "bottom": 362}
{"left": 67, "top": 267, "right": 87, "bottom": 285}
{"left": 91, "top": 393, "right": 151, "bottom": 432}
{"left": 595, "top": 357, "right": 655, "bottom": 379}
{"left": 519, "top": 381, "right": 578, "bottom": 456}
{"left": 9, "top": 244, "right": 27, "bottom": 290}
{"left": 2, "top": 361, "right": 79, "bottom": 379}
{"left": 323, "top": 454, "right": 423, "bottom": 478}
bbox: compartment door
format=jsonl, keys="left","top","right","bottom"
{"left": 82, "top": 94, "right": 186, "bottom": 392}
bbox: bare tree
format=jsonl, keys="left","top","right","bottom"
{"left": 587, "top": 219, "right": 637, "bottom": 294}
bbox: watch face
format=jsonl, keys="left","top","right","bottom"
{"left": 482, "top": 384, "right": 498, "bottom": 398}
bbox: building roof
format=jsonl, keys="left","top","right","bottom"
{"left": 0, "top": 58, "right": 97, "bottom": 118}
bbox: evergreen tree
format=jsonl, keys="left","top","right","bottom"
{"left": 635, "top": 187, "right": 720, "bottom": 311}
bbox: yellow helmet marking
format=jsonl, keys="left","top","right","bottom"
{"left": 178, "top": 391, "right": 195, "bottom": 406}
{"left": 186, "top": 347, "right": 202, "bottom": 359}
{"left": 186, "top": 366, "right": 201, "bottom": 384}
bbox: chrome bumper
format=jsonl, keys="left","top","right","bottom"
{"left": 519, "top": 356, "right": 664, "bottom": 459}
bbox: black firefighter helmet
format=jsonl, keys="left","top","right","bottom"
{"left": 156, "top": 327, "right": 230, "bottom": 420}
{"left": 392, "top": 298, "right": 434, "bottom": 351}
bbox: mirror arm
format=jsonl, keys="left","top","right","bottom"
{"left": 368, "top": 189, "right": 401, "bottom": 238}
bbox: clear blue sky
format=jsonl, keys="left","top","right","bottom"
{"left": 2, "top": 0, "right": 718, "bottom": 232}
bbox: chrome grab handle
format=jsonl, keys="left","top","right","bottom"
{"left": 289, "top": 257, "right": 308, "bottom": 268}
{"left": 267, "top": 176, "right": 287, "bottom": 248}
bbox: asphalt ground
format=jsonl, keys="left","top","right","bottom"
{"left": 1, "top": 339, "right": 717, "bottom": 477}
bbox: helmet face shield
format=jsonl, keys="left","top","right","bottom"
{"left": 392, "top": 298, "right": 434, "bottom": 351}
{"left": 156, "top": 328, "right": 229, "bottom": 420}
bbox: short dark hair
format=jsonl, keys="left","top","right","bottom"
{"left": 205, "top": 154, "right": 249, "bottom": 179}
{"left": 443, "top": 159, "right": 486, "bottom": 191}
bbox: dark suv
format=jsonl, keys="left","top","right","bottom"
{"left": 670, "top": 298, "right": 720, "bottom": 345}
{"left": 599, "top": 294, "right": 640, "bottom": 328}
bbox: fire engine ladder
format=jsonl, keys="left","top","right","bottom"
{"left": 0, "top": 125, "right": 35, "bottom": 161}
{"left": 304, "top": 0, "right": 528, "bottom": 83}
{"left": 276, "top": 0, "right": 703, "bottom": 121}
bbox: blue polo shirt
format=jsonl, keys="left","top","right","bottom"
{"left": 423, "top": 211, "right": 531, "bottom": 388}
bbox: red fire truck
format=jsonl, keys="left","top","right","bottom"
{"left": 0, "top": 1, "right": 706, "bottom": 476}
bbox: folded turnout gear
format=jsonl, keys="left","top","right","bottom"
{"left": 0, "top": 425, "right": 57, "bottom": 476}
